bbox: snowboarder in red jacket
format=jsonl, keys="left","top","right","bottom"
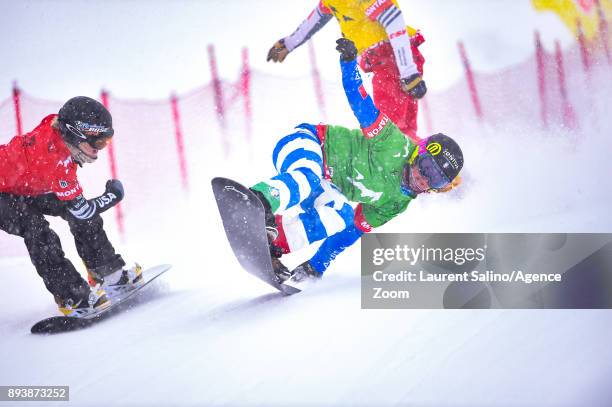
{"left": 0, "top": 96, "right": 142, "bottom": 318}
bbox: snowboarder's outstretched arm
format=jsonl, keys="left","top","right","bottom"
{"left": 267, "top": 1, "right": 333, "bottom": 63}
{"left": 336, "top": 38, "right": 390, "bottom": 137}
{"left": 65, "top": 179, "right": 124, "bottom": 220}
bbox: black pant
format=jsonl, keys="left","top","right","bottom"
{"left": 0, "top": 193, "right": 124, "bottom": 301}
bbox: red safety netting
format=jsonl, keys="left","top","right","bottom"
{"left": 1, "top": 36, "right": 611, "bottom": 257}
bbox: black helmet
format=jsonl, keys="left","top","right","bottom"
{"left": 401, "top": 133, "right": 464, "bottom": 196}
{"left": 422, "top": 133, "right": 463, "bottom": 181}
{"left": 58, "top": 96, "right": 113, "bottom": 148}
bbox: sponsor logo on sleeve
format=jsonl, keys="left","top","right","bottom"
{"left": 95, "top": 193, "right": 117, "bottom": 209}
{"left": 364, "top": 0, "right": 392, "bottom": 19}
{"left": 363, "top": 114, "right": 390, "bottom": 138}
{"left": 56, "top": 186, "right": 80, "bottom": 198}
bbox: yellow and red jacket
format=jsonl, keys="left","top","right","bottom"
{"left": 320, "top": 0, "right": 417, "bottom": 52}
{"left": 283, "top": 0, "right": 422, "bottom": 79}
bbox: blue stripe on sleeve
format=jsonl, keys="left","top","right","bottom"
{"left": 309, "top": 223, "right": 364, "bottom": 273}
{"left": 340, "top": 59, "right": 381, "bottom": 128}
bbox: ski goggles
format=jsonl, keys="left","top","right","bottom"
{"left": 61, "top": 121, "right": 113, "bottom": 150}
{"left": 86, "top": 135, "right": 113, "bottom": 150}
{"left": 415, "top": 153, "right": 451, "bottom": 190}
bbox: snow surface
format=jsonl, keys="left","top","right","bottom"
{"left": 2, "top": 3, "right": 612, "bottom": 407}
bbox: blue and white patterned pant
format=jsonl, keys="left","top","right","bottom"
{"left": 258, "top": 123, "right": 363, "bottom": 273}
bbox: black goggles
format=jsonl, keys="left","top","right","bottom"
{"left": 62, "top": 121, "right": 113, "bottom": 149}
{"left": 415, "top": 153, "right": 451, "bottom": 189}
{"left": 86, "top": 136, "right": 112, "bottom": 150}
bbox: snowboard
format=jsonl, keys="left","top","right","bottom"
{"left": 30, "top": 264, "right": 172, "bottom": 334}
{"left": 211, "top": 177, "right": 300, "bottom": 295}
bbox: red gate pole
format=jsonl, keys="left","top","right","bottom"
{"left": 308, "top": 41, "right": 327, "bottom": 119}
{"left": 458, "top": 41, "right": 483, "bottom": 121}
{"left": 170, "top": 93, "right": 189, "bottom": 191}
{"left": 207, "top": 44, "right": 225, "bottom": 122}
{"left": 207, "top": 44, "right": 229, "bottom": 155}
{"left": 12, "top": 81, "right": 23, "bottom": 137}
{"left": 535, "top": 31, "right": 548, "bottom": 129}
{"left": 577, "top": 19, "right": 591, "bottom": 74}
{"left": 100, "top": 90, "right": 125, "bottom": 239}
{"left": 595, "top": 0, "right": 611, "bottom": 65}
{"left": 555, "top": 41, "right": 577, "bottom": 130}
{"left": 241, "top": 47, "right": 252, "bottom": 141}
{"left": 575, "top": 18, "right": 599, "bottom": 129}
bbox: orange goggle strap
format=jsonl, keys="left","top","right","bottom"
{"left": 431, "top": 175, "right": 461, "bottom": 193}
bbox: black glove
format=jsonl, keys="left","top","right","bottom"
{"left": 267, "top": 39, "right": 289, "bottom": 63}
{"left": 400, "top": 73, "right": 427, "bottom": 99}
{"left": 105, "top": 179, "right": 124, "bottom": 201}
{"left": 335, "top": 38, "right": 357, "bottom": 62}
{"left": 93, "top": 179, "right": 124, "bottom": 213}
{"left": 290, "top": 261, "right": 322, "bottom": 283}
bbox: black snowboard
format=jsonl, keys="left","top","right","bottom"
{"left": 211, "top": 177, "right": 300, "bottom": 295}
{"left": 31, "top": 264, "right": 171, "bottom": 334}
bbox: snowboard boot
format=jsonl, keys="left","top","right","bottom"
{"left": 56, "top": 284, "right": 110, "bottom": 318}
{"left": 251, "top": 189, "right": 293, "bottom": 283}
{"left": 86, "top": 254, "right": 125, "bottom": 286}
{"left": 250, "top": 189, "right": 284, "bottom": 258}
{"left": 271, "top": 259, "right": 321, "bottom": 284}
{"left": 271, "top": 257, "right": 293, "bottom": 283}
{"left": 88, "top": 263, "right": 144, "bottom": 297}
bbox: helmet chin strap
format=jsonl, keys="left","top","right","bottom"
{"left": 66, "top": 143, "right": 97, "bottom": 166}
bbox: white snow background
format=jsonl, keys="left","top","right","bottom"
{"left": 1, "top": 1, "right": 612, "bottom": 406}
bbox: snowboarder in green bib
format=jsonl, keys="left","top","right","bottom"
{"left": 251, "top": 39, "right": 464, "bottom": 281}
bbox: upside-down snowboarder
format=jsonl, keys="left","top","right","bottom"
{"left": 0, "top": 97, "right": 142, "bottom": 317}
{"left": 250, "top": 38, "right": 464, "bottom": 282}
